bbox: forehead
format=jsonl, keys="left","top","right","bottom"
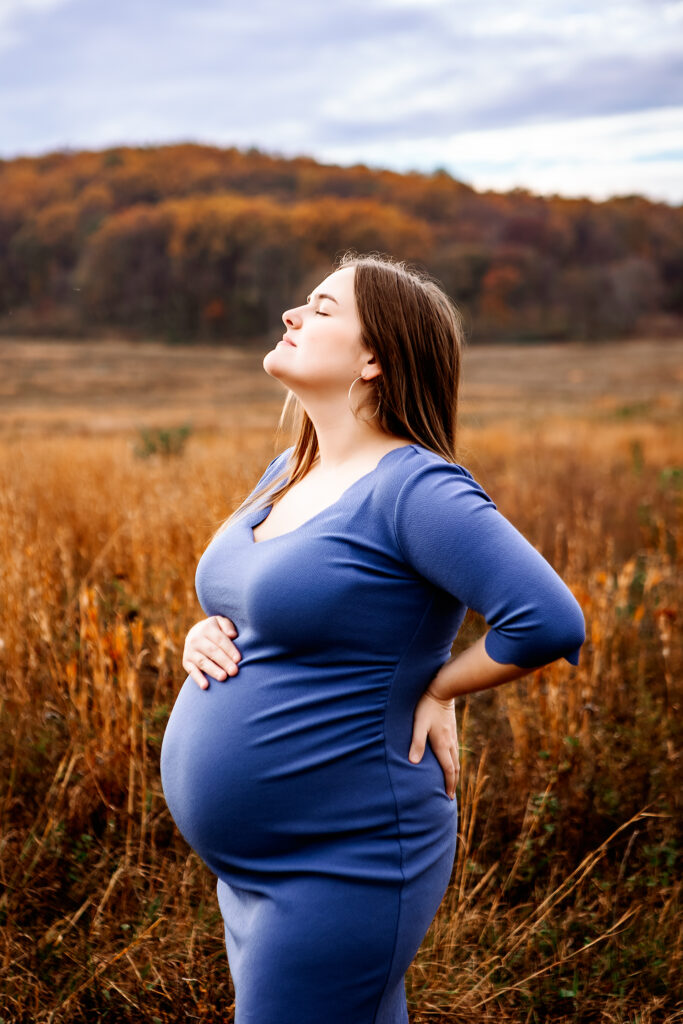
{"left": 314, "top": 266, "right": 355, "bottom": 303}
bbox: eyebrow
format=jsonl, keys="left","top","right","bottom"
{"left": 306, "top": 292, "right": 339, "bottom": 305}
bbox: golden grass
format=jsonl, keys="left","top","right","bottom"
{"left": 0, "top": 338, "right": 681, "bottom": 1023}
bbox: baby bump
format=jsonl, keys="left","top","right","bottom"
{"left": 160, "top": 673, "right": 261, "bottom": 859}
{"left": 160, "top": 668, "right": 400, "bottom": 866}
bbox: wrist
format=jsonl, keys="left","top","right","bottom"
{"left": 425, "top": 684, "right": 454, "bottom": 708}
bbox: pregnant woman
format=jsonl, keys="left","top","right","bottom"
{"left": 160, "top": 251, "right": 585, "bottom": 1024}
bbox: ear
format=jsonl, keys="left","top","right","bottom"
{"left": 363, "top": 355, "right": 383, "bottom": 381}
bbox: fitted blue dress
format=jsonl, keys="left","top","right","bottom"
{"left": 160, "top": 443, "right": 585, "bottom": 1024}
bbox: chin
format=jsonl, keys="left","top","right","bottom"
{"left": 262, "top": 349, "right": 287, "bottom": 381}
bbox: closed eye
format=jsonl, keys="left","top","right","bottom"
{"left": 315, "top": 310, "right": 329, "bottom": 316}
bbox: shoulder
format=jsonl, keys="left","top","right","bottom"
{"left": 382, "top": 444, "right": 502, "bottom": 554}
{"left": 269, "top": 445, "right": 295, "bottom": 469}
{"left": 259, "top": 445, "right": 295, "bottom": 480}
{"left": 244, "top": 446, "right": 295, "bottom": 502}
{"left": 383, "top": 443, "right": 496, "bottom": 508}
{"left": 369, "top": 443, "right": 499, "bottom": 557}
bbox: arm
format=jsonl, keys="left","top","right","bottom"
{"left": 395, "top": 460, "right": 586, "bottom": 795}
{"left": 427, "top": 630, "right": 530, "bottom": 701}
{"left": 394, "top": 461, "right": 586, "bottom": 670}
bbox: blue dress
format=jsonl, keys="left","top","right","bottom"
{"left": 160, "top": 443, "right": 585, "bottom": 1024}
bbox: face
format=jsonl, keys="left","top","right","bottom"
{"left": 263, "top": 266, "right": 380, "bottom": 397}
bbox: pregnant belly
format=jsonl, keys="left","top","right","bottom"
{"left": 159, "top": 667, "right": 402, "bottom": 869}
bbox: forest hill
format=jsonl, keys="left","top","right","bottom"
{"left": 0, "top": 142, "right": 680, "bottom": 343}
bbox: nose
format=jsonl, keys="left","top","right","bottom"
{"left": 282, "top": 305, "right": 302, "bottom": 329}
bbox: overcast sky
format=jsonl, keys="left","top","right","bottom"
{"left": 1, "top": 0, "right": 682, "bottom": 203}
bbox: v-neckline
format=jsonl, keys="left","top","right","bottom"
{"left": 249, "top": 444, "right": 416, "bottom": 546}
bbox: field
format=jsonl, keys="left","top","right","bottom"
{"left": 0, "top": 336, "right": 681, "bottom": 1023}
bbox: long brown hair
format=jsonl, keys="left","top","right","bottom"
{"left": 210, "top": 250, "right": 465, "bottom": 542}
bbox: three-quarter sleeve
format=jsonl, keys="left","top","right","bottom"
{"left": 393, "top": 461, "right": 586, "bottom": 670}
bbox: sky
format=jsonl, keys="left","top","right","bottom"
{"left": 1, "top": 0, "right": 682, "bottom": 204}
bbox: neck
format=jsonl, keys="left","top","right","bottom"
{"left": 302, "top": 397, "right": 388, "bottom": 471}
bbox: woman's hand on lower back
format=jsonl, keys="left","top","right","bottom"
{"left": 182, "top": 615, "right": 242, "bottom": 690}
{"left": 408, "top": 687, "right": 460, "bottom": 799}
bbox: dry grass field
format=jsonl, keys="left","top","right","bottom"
{"left": 0, "top": 336, "right": 681, "bottom": 1023}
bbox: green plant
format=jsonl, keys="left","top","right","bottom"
{"left": 133, "top": 423, "right": 193, "bottom": 458}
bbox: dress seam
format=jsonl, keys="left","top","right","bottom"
{"left": 391, "top": 449, "right": 430, "bottom": 564}
{"left": 371, "top": 591, "right": 437, "bottom": 1024}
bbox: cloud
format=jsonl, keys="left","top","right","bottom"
{"left": 0, "top": 0, "right": 72, "bottom": 17}
{"left": 314, "top": 106, "right": 683, "bottom": 203}
{"left": 0, "top": 0, "right": 681, "bottom": 202}
{"left": 0, "top": 0, "right": 75, "bottom": 50}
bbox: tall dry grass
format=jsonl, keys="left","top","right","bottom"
{"left": 0, "top": 414, "right": 680, "bottom": 1023}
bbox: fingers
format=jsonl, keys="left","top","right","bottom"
{"left": 410, "top": 734, "right": 459, "bottom": 800}
{"left": 408, "top": 723, "right": 427, "bottom": 764}
{"left": 184, "top": 651, "right": 231, "bottom": 684}
{"left": 409, "top": 691, "right": 460, "bottom": 800}
{"left": 205, "top": 637, "right": 241, "bottom": 675}
{"left": 183, "top": 616, "right": 242, "bottom": 687}
{"left": 187, "top": 665, "right": 209, "bottom": 691}
{"left": 215, "top": 615, "right": 239, "bottom": 639}
{"left": 446, "top": 748, "right": 458, "bottom": 800}
{"left": 206, "top": 618, "right": 242, "bottom": 666}
{"left": 430, "top": 743, "right": 459, "bottom": 800}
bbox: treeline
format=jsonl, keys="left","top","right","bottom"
{"left": 0, "top": 143, "right": 681, "bottom": 343}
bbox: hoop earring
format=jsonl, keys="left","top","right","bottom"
{"left": 348, "top": 375, "right": 380, "bottom": 419}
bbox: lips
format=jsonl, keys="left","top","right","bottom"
{"left": 281, "top": 336, "right": 296, "bottom": 347}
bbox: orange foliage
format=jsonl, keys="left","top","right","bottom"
{"left": 0, "top": 143, "right": 680, "bottom": 341}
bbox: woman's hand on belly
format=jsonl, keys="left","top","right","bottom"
{"left": 408, "top": 686, "right": 460, "bottom": 800}
{"left": 183, "top": 615, "right": 242, "bottom": 690}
